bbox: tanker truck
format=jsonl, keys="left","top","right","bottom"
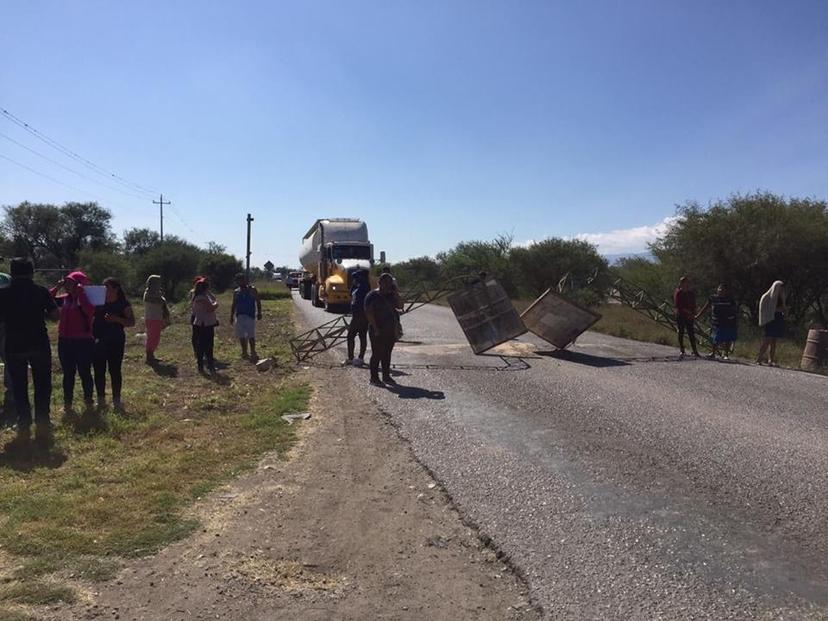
{"left": 298, "top": 218, "right": 374, "bottom": 311}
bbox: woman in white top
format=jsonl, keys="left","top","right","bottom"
{"left": 190, "top": 277, "right": 219, "bottom": 374}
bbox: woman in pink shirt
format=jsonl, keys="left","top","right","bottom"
{"left": 50, "top": 271, "right": 95, "bottom": 411}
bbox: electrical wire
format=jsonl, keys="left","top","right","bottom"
{"left": 0, "top": 151, "right": 108, "bottom": 201}
{"left": 0, "top": 106, "right": 159, "bottom": 197}
{"left": 0, "top": 131, "right": 150, "bottom": 201}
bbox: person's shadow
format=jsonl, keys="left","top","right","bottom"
{"left": 384, "top": 382, "right": 446, "bottom": 400}
{"left": 149, "top": 359, "right": 178, "bottom": 378}
{"left": 0, "top": 442, "right": 67, "bottom": 471}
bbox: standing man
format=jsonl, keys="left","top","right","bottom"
{"left": 0, "top": 258, "right": 59, "bottom": 446}
{"left": 673, "top": 276, "right": 700, "bottom": 358}
{"left": 364, "top": 273, "right": 401, "bottom": 386}
{"left": 697, "top": 284, "right": 739, "bottom": 360}
{"left": 0, "top": 270, "right": 13, "bottom": 427}
{"left": 230, "top": 273, "right": 262, "bottom": 361}
{"left": 345, "top": 269, "right": 370, "bottom": 366}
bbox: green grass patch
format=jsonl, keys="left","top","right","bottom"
{"left": 0, "top": 293, "right": 310, "bottom": 609}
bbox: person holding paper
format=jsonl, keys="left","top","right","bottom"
{"left": 93, "top": 277, "right": 135, "bottom": 410}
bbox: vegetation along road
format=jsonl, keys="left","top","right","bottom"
{"left": 294, "top": 292, "right": 828, "bottom": 620}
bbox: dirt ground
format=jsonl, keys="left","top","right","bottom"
{"left": 34, "top": 367, "right": 538, "bottom": 620}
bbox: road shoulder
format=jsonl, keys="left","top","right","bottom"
{"left": 36, "top": 367, "right": 536, "bottom": 620}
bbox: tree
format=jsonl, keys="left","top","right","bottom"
{"left": 138, "top": 239, "right": 201, "bottom": 300}
{"left": 437, "top": 235, "right": 517, "bottom": 296}
{"left": 198, "top": 251, "right": 243, "bottom": 292}
{"left": 123, "top": 228, "right": 161, "bottom": 256}
{"left": 77, "top": 248, "right": 136, "bottom": 293}
{"left": 651, "top": 192, "right": 828, "bottom": 326}
{"left": 391, "top": 256, "right": 441, "bottom": 289}
{"left": 511, "top": 238, "right": 609, "bottom": 306}
{"left": 2, "top": 201, "right": 115, "bottom": 268}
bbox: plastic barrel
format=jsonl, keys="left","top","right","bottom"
{"left": 800, "top": 329, "right": 828, "bottom": 371}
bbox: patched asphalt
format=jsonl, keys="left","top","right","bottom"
{"left": 293, "top": 293, "right": 828, "bottom": 620}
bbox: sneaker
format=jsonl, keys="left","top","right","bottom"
{"left": 382, "top": 376, "right": 396, "bottom": 385}
{"left": 369, "top": 378, "right": 384, "bottom": 386}
{"left": 679, "top": 352, "right": 685, "bottom": 359}
{"left": 723, "top": 354, "right": 730, "bottom": 360}
{"left": 355, "top": 358, "right": 365, "bottom": 367}
{"left": 343, "top": 358, "right": 353, "bottom": 366}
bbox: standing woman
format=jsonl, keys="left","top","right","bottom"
{"left": 364, "top": 273, "right": 401, "bottom": 386}
{"left": 191, "top": 277, "right": 219, "bottom": 374}
{"left": 756, "top": 280, "right": 786, "bottom": 366}
{"left": 143, "top": 275, "right": 167, "bottom": 364}
{"left": 93, "top": 278, "right": 135, "bottom": 410}
{"left": 50, "top": 271, "right": 95, "bottom": 411}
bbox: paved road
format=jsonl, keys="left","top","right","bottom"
{"left": 291, "top": 292, "right": 828, "bottom": 620}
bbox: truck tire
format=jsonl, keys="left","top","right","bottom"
{"left": 301, "top": 281, "right": 311, "bottom": 300}
{"left": 311, "top": 284, "right": 324, "bottom": 308}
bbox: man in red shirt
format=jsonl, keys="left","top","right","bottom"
{"left": 674, "top": 276, "right": 700, "bottom": 358}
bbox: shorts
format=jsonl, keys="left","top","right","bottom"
{"left": 713, "top": 325, "right": 737, "bottom": 344}
{"left": 234, "top": 315, "right": 256, "bottom": 339}
{"left": 763, "top": 313, "right": 784, "bottom": 339}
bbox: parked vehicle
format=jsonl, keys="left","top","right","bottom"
{"left": 285, "top": 271, "right": 303, "bottom": 288}
{"left": 298, "top": 219, "right": 373, "bottom": 311}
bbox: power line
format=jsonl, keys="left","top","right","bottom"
{"left": 0, "top": 151, "right": 108, "bottom": 201}
{"left": 0, "top": 130, "right": 150, "bottom": 201}
{"left": 0, "top": 105, "right": 159, "bottom": 197}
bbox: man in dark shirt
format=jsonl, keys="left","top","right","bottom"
{"left": 345, "top": 269, "right": 370, "bottom": 366}
{"left": 673, "top": 276, "right": 699, "bottom": 357}
{"left": 697, "top": 284, "right": 739, "bottom": 360}
{"left": 0, "top": 258, "right": 59, "bottom": 444}
{"left": 364, "top": 273, "right": 402, "bottom": 385}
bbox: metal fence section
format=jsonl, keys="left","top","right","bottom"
{"left": 289, "top": 315, "right": 351, "bottom": 364}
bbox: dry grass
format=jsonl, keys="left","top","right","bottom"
{"left": 592, "top": 303, "right": 811, "bottom": 369}
{"left": 0, "top": 284, "right": 307, "bottom": 618}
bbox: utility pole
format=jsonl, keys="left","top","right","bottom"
{"left": 246, "top": 213, "right": 254, "bottom": 279}
{"left": 152, "top": 194, "right": 171, "bottom": 242}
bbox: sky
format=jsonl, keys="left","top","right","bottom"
{"left": 2, "top": 1, "right": 827, "bottom": 267}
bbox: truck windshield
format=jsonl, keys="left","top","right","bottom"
{"left": 331, "top": 245, "right": 371, "bottom": 260}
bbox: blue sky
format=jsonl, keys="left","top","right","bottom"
{"left": 2, "top": 1, "right": 827, "bottom": 267}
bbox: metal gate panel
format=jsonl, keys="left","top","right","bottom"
{"left": 520, "top": 288, "right": 601, "bottom": 349}
{"left": 447, "top": 280, "right": 527, "bottom": 354}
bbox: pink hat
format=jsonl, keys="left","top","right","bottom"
{"left": 66, "top": 271, "right": 90, "bottom": 285}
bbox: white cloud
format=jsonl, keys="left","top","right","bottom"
{"left": 573, "top": 216, "right": 680, "bottom": 255}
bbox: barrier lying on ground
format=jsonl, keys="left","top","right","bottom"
{"left": 520, "top": 288, "right": 601, "bottom": 349}
{"left": 446, "top": 280, "right": 527, "bottom": 354}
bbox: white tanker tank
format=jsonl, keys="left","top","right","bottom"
{"left": 298, "top": 218, "right": 373, "bottom": 310}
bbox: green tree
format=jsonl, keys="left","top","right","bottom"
{"left": 652, "top": 192, "right": 828, "bottom": 325}
{"left": 123, "top": 228, "right": 161, "bottom": 256}
{"left": 77, "top": 248, "right": 137, "bottom": 293}
{"left": 198, "top": 251, "right": 243, "bottom": 292}
{"left": 511, "top": 238, "right": 609, "bottom": 305}
{"left": 2, "top": 201, "right": 115, "bottom": 268}
{"left": 437, "top": 235, "right": 516, "bottom": 296}
{"left": 392, "top": 256, "right": 442, "bottom": 289}
{"left": 138, "top": 239, "right": 201, "bottom": 300}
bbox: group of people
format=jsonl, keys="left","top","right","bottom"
{"left": 674, "top": 277, "right": 788, "bottom": 365}
{"left": 0, "top": 260, "right": 265, "bottom": 447}
{"left": 344, "top": 267, "right": 404, "bottom": 386}
{"left": 0, "top": 259, "right": 134, "bottom": 445}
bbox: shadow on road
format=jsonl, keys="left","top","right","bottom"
{"left": 537, "top": 350, "right": 630, "bottom": 368}
{"left": 385, "top": 383, "right": 446, "bottom": 400}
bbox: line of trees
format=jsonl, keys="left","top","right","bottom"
{"left": 0, "top": 202, "right": 243, "bottom": 299}
{"left": 391, "top": 192, "right": 828, "bottom": 329}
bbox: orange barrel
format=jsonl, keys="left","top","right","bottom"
{"left": 800, "top": 329, "right": 828, "bottom": 371}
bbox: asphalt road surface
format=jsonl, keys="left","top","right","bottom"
{"left": 291, "top": 291, "right": 827, "bottom": 620}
